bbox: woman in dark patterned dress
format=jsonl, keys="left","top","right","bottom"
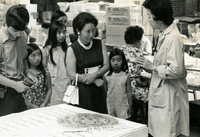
{"left": 66, "top": 12, "right": 109, "bottom": 113}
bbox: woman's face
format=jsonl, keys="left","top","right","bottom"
{"left": 79, "top": 23, "right": 96, "bottom": 45}
{"left": 57, "top": 27, "right": 66, "bottom": 43}
{"left": 57, "top": 16, "right": 68, "bottom": 26}
{"left": 146, "top": 9, "right": 161, "bottom": 30}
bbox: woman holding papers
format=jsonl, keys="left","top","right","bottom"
{"left": 137, "top": 0, "right": 189, "bottom": 137}
{"left": 66, "top": 12, "right": 109, "bottom": 113}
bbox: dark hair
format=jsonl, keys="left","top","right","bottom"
{"left": 107, "top": 48, "right": 128, "bottom": 76}
{"left": 45, "top": 20, "right": 68, "bottom": 66}
{"left": 142, "top": 0, "right": 174, "bottom": 26}
{"left": 6, "top": 5, "right": 29, "bottom": 31}
{"left": 42, "top": 22, "right": 50, "bottom": 29}
{"left": 124, "top": 25, "right": 144, "bottom": 45}
{"left": 50, "top": 10, "right": 67, "bottom": 23}
{"left": 72, "top": 12, "right": 98, "bottom": 35}
{"left": 45, "top": 10, "right": 67, "bottom": 47}
{"left": 26, "top": 43, "right": 47, "bottom": 88}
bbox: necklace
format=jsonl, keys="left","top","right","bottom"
{"left": 78, "top": 38, "right": 93, "bottom": 50}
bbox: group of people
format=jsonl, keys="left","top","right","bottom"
{"left": 0, "top": 0, "right": 190, "bottom": 137}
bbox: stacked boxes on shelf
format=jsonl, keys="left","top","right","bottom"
{"left": 57, "top": 1, "right": 152, "bottom": 46}
{"left": 88, "top": 2, "right": 107, "bottom": 45}
{"left": 105, "top": 4, "right": 142, "bottom": 46}
{"left": 25, "top": 4, "right": 44, "bottom": 47}
{"left": 30, "top": 26, "right": 43, "bottom": 47}
{"left": 59, "top": 2, "right": 107, "bottom": 43}
{"left": 0, "top": 3, "right": 13, "bottom": 26}
{"left": 26, "top": 4, "right": 38, "bottom": 27}
{"left": 2, "top": 0, "right": 30, "bottom": 5}
{"left": 90, "top": 8, "right": 107, "bottom": 40}
{"left": 141, "top": 3, "right": 153, "bottom": 44}
{"left": 86, "top": 2, "right": 107, "bottom": 46}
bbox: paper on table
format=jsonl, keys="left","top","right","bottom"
{"left": 0, "top": 104, "right": 148, "bottom": 137}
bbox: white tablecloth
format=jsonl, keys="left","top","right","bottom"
{"left": 0, "top": 104, "right": 148, "bottom": 137}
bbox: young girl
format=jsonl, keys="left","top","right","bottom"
{"left": 23, "top": 43, "right": 52, "bottom": 109}
{"left": 44, "top": 10, "right": 71, "bottom": 47}
{"left": 103, "top": 48, "right": 133, "bottom": 119}
{"left": 42, "top": 20, "right": 71, "bottom": 106}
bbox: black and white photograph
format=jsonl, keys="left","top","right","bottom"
{"left": 0, "top": 0, "right": 200, "bottom": 137}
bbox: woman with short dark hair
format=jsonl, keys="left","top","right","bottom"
{"left": 66, "top": 12, "right": 109, "bottom": 113}
{"left": 137, "top": 0, "right": 189, "bottom": 136}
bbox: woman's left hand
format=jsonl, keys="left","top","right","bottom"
{"left": 83, "top": 73, "right": 96, "bottom": 85}
{"left": 137, "top": 56, "right": 154, "bottom": 71}
{"left": 93, "top": 79, "right": 104, "bottom": 87}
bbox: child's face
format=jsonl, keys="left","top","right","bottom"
{"left": 57, "top": 16, "right": 68, "bottom": 26}
{"left": 28, "top": 49, "right": 41, "bottom": 67}
{"left": 111, "top": 55, "right": 123, "bottom": 73}
{"left": 7, "top": 26, "right": 21, "bottom": 40}
{"left": 57, "top": 27, "right": 66, "bottom": 43}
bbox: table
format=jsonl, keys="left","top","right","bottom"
{"left": 0, "top": 104, "right": 148, "bottom": 137}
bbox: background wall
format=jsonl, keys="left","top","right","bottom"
{"left": 171, "top": 0, "right": 185, "bottom": 16}
{"left": 184, "top": 0, "right": 198, "bottom": 16}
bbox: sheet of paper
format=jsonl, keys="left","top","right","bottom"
{"left": 0, "top": 104, "right": 148, "bottom": 137}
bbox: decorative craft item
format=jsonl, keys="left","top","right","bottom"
{"left": 57, "top": 113, "right": 118, "bottom": 131}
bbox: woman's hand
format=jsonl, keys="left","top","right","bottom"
{"left": 93, "top": 79, "right": 104, "bottom": 87}
{"left": 83, "top": 73, "right": 97, "bottom": 85}
{"left": 137, "top": 56, "right": 154, "bottom": 71}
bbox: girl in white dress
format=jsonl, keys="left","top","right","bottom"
{"left": 104, "top": 48, "right": 133, "bottom": 119}
{"left": 42, "top": 20, "right": 71, "bottom": 105}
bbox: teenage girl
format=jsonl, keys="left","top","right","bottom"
{"left": 44, "top": 10, "right": 71, "bottom": 47}
{"left": 42, "top": 20, "right": 71, "bottom": 106}
{"left": 23, "top": 43, "right": 52, "bottom": 109}
{"left": 103, "top": 48, "right": 133, "bottom": 119}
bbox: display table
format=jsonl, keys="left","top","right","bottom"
{"left": 0, "top": 104, "right": 148, "bottom": 137}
